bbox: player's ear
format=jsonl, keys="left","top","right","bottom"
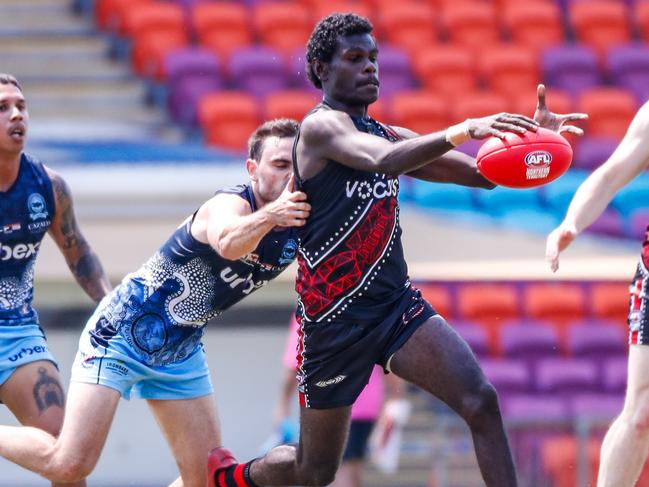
{"left": 313, "top": 59, "right": 329, "bottom": 83}
{"left": 246, "top": 158, "right": 259, "bottom": 181}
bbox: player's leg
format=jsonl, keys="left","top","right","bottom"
{"left": 330, "top": 419, "right": 374, "bottom": 487}
{"left": 598, "top": 345, "right": 649, "bottom": 486}
{"left": 250, "top": 405, "right": 352, "bottom": 486}
{"left": 147, "top": 393, "right": 221, "bottom": 487}
{"left": 388, "top": 315, "right": 517, "bottom": 487}
{"left": 0, "top": 360, "right": 86, "bottom": 487}
{"left": 0, "top": 380, "right": 120, "bottom": 483}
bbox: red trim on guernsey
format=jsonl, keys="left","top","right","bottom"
{"left": 631, "top": 330, "right": 639, "bottom": 345}
{"left": 217, "top": 470, "right": 227, "bottom": 487}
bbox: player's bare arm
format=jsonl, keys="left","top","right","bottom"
{"left": 299, "top": 109, "right": 541, "bottom": 179}
{"left": 46, "top": 168, "right": 111, "bottom": 302}
{"left": 546, "top": 101, "right": 649, "bottom": 272}
{"left": 193, "top": 179, "right": 310, "bottom": 261}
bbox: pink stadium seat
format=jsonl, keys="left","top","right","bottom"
{"left": 577, "top": 88, "right": 638, "bottom": 139}
{"left": 378, "top": 3, "right": 438, "bottom": 55}
{"left": 263, "top": 90, "right": 319, "bottom": 122}
{"left": 442, "top": 3, "right": 501, "bottom": 51}
{"left": 504, "top": 2, "right": 564, "bottom": 53}
{"left": 479, "top": 45, "right": 540, "bottom": 96}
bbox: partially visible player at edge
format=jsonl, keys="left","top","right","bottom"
{"left": 208, "top": 13, "right": 587, "bottom": 487}
{"left": 546, "top": 102, "right": 649, "bottom": 487}
{"left": 0, "top": 118, "right": 309, "bottom": 486}
{"left": 0, "top": 73, "right": 111, "bottom": 487}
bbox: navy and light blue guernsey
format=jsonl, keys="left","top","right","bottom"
{"left": 0, "top": 153, "right": 54, "bottom": 327}
{"left": 73, "top": 183, "right": 297, "bottom": 399}
{"left": 292, "top": 105, "right": 436, "bottom": 409}
{"left": 0, "top": 153, "right": 57, "bottom": 386}
{"left": 293, "top": 104, "right": 409, "bottom": 324}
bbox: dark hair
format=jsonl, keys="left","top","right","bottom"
{"left": 248, "top": 118, "right": 299, "bottom": 161}
{"left": 0, "top": 74, "right": 22, "bottom": 92}
{"left": 306, "top": 13, "right": 374, "bottom": 89}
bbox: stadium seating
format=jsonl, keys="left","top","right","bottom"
{"left": 578, "top": 87, "right": 638, "bottom": 138}
{"left": 572, "top": 137, "right": 618, "bottom": 171}
{"left": 534, "top": 358, "right": 600, "bottom": 397}
{"left": 263, "top": 90, "right": 318, "bottom": 122}
{"left": 479, "top": 45, "right": 540, "bottom": 95}
{"left": 542, "top": 45, "right": 602, "bottom": 96}
{"left": 372, "top": 45, "right": 415, "bottom": 98}
{"left": 569, "top": 1, "right": 631, "bottom": 55}
{"left": 411, "top": 45, "right": 477, "bottom": 97}
{"left": 253, "top": 3, "right": 311, "bottom": 56}
{"left": 566, "top": 322, "right": 626, "bottom": 361}
{"left": 442, "top": 3, "right": 501, "bottom": 51}
{"left": 191, "top": 2, "right": 253, "bottom": 60}
{"left": 453, "top": 321, "right": 491, "bottom": 359}
{"left": 500, "top": 323, "right": 562, "bottom": 365}
{"left": 523, "top": 283, "right": 586, "bottom": 331}
{"left": 480, "top": 358, "right": 532, "bottom": 395}
{"left": 198, "top": 91, "right": 260, "bottom": 150}
{"left": 229, "top": 47, "right": 289, "bottom": 98}
{"left": 390, "top": 91, "right": 450, "bottom": 134}
{"left": 378, "top": 3, "right": 438, "bottom": 55}
{"left": 607, "top": 44, "right": 649, "bottom": 103}
{"left": 590, "top": 282, "right": 631, "bottom": 326}
{"left": 450, "top": 91, "right": 509, "bottom": 124}
{"left": 503, "top": 2, "right": 564, "bottom": 53}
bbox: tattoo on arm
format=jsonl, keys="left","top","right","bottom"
{"left": 33, "top": 367, "right": 64, "bottom": 414}
{"left": 50, "top": 173, "right": 111, "bottom": 302}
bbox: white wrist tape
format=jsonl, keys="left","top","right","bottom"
{"left": 445, "top": 119, "right": 471, "bottom": 147}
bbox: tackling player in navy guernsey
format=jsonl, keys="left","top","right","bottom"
{"left": 0, "top": 119, "right": 309, "bottom": 486}
{"left": 0, "top": 74, "right": 111, "bottom": 487}
{"left": 207, "top": 14, "right": 587, "bottom": 487}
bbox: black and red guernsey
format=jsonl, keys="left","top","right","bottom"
{"left": 293, "top": 104, "right": 410, "bottom": 324}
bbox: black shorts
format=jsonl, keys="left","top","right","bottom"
{"left": 342, "top": 420, "right": 375, "bottom": 461}
{"left": 296, "top": 286, "right": 436, "bottom": 409}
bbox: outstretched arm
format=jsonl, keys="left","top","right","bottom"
{"left": 192, "top": 176, "right": 310, "bottom": 261}
{"left": 300, "top": 109, "right": 538, "bottom": 178}
{"left": 46, "top": 169, "right": 111, "bottom": 302}
{"left": 546, "top": 101, "right": 649, "bottom": 271}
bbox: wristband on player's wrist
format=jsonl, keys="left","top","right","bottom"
{"left": 445, "top": 119, "right": 471, "bottom": 147}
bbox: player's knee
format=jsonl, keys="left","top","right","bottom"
{"left": 629, "top": 404, "right": 649, "bottom": 436}
{"left": 45, "top": 451, "right": 95, "bottom": 483}
{"left": 460, "top": 381, "right": 501, "bottom": 428}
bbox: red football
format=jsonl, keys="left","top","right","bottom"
{"left": 476, "top": 127, "right": 573, "bottom": 188}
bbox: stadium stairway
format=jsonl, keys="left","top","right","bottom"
{"left": 0, "top": 0, "right": 177, "bottom": 142}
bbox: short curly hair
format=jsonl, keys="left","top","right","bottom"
{"left": 306, "top": 13, "right": 374, "bottom": 89}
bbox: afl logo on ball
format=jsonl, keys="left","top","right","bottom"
{"left": 524, "top": 151, "right": 552, "bottom": 180}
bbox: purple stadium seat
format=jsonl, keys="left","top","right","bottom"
{"left": 607, "top": 44, "right": 649, "bottom": 103}
{"left": 480, "top": 359, "right": 531, "bottom": 397}
{"left": 375, "top": 45, "right": 415, "bottom": 98}
{"left": 535, "top": 358, "right": 600, "bottom": 398}
{"left": 625, "top": 207, "right": 649, "bottom": 240}
{"left": 502, "top": 394, "right": 570, "bottom": 484}
{"left": 500, "top": 323, "right": 561, "bottom": 366}
{"left": 603, "top": 356, "right": 628, "bottom": 394}
{"left": 229, "top": 47, "right": 289, "bottom": 98}
{"left": 164, "top": 48, "right": 222, "bottom": 126}
{"left": 453, "top": 321, "right": 490, "bottom": 359}
{"left": 573, "top": 137, "right": 618, "bottom": 171}
{"left": 542, "top": 45, "right": 601, "bottom": 96}
{"left": 569, "top": 393, "right": 623, "bottom": 422}
{"left": 566, "top": 322, "right": 627, "bottom": 360}
{"left": 587, "top": 209, "right": 624, "bottom": 238}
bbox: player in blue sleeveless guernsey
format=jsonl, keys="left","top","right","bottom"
{"left": 207, "top": 14, "right": 587, "bottom": 487}
{"left": 0, "top": 74, "right": 111, "bottom": 487}
{"left": 0, "top": 119, "right": 309, "bottom": 485}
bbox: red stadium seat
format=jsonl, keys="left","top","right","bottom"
{"left": 636, "top": 2, "right": 649, "bottom": 43}
{"left": 311, "top": 2, "right": 373, "bottom": 26}
{"left": 456, "top": 283, "right": 519, "bottom": 353}
{"left": 367, "top": 99, "right": 390, "bottom": 123}
{"left": 577, "top": 88, "right": 637, "bottom": 139}
{"left": 442, "top": 3, "right": 501, "bottom": 51}
{"left": 450, "top": 91, "right": 510, "bottom": 124}
{"left": 95, "top": 0, "right": 152, "bottom": 33}
{"left": 124, "top": 3, "right": 188, "bottom": 80}
{"left": 411, "top": 45, "right": 478, "bottom": 97}
{"left": 509, "top": 87, "right": 573, "bottom": 119}
{"left": 378, "top": 4, "right": 438, "bottom": 55}
{"left": 479, "top": 45, "right": 540, "bottom": 96}
{"left": 390, "top": 91, "right": 450, "bottom": 135}
{"left": 192, "top": 3, "right": 253, "bottom": 60}
{"left": 263, "top": 90, "right": 319, "bottom": 122}
{"left": 569, "top": 1, "right": 631, "bottom": 55}
{"left": 417, "top": 283, "right": 453, "bottom": 320}
{"left": 254, "top": 3, "right": 312, "bottom": 56}
{"left": 503, "top": 2, "right": 564, "bottom": 53}
{"left": 590, "top": 282, "right": 631, "bottom": 328}
{"left": 523, "top": 283, "right": 586, "bottom": 338}
{"left": 198, "top": 92, "right": 261, "bottom": 151}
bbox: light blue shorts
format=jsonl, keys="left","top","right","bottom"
{"left": 71, "top": 330, "right": 213, "bottom": 401}
{"left": 0, "top": 323, "right": 57, "bottom": 387}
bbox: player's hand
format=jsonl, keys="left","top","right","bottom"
{"left": 468, "top": 112, "right": 539, "bottom": 139}
{"left": 534, "top": 84, "right": 588, "bottom": 136}
{"left": 545, "top": 224, "right": 578, "bottom": 272}
{"left": 265, "top": 174, "right": 311, "bottom": 227}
